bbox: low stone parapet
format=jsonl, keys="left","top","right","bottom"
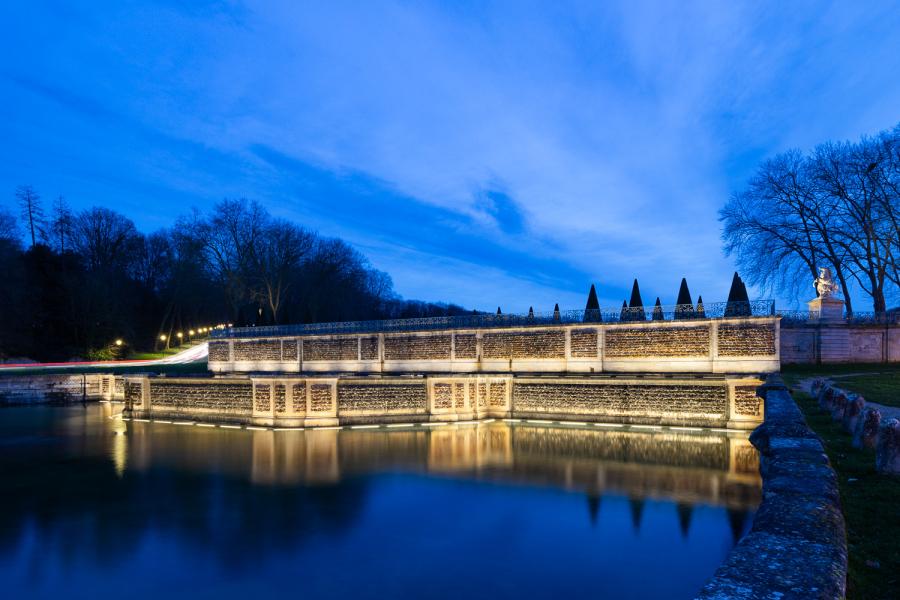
{"left": 697, "top": 376, "right": 847, "bottom": 599}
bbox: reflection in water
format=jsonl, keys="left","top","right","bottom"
{"left": 0, "top": 405, "right": 761, "bottom": 600}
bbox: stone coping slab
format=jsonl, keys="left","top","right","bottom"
{"left": 696, "top": 375, "right": 847, "bottom": 599}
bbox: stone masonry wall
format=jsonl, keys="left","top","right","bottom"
{"left": 513, "top": 382, "right": 727, "bottom": 424}
{"left": 234, "top": 340, "right": 281, "bottom": 362}
{"left": 481, "top": 331, "right": 565, "bottom": 359}
{"left": 605, "top": 326, "right": 709, "bottom": 357}
{"left": 338, "top": 383, "right": 427, "bottom": 414}
{"left": 733, "top": 385, "right": 762, "bottom": 417}
{"left": 384, "top": 334, "right": 451, "bottom": 360}
{"left": 208, "top": 341, "right": 231, "bottom": 362}
{"left": 570, "top": 329, "right": 598, "bottom": 358}
{"left": 304, "top": 338, "right": 358, "bottom": 361}
{"left": 360, "top": 337, "right": 379, "bottom": 360}
{"left": 149, "top": 380, "right": 253, "bottom": 412}
{"left": 282, "top": 340, "right": 298, "bottom": 361}
{"left": 718, "top": 323, "right": 776, "bottom": 356}
{"left": 454, "top": 334, "right": 477, "bottom": 359}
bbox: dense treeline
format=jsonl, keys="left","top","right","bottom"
{"left": 721, "top": 122, "right": 900, "bottom": 314}
{"left": 0, "top": 192, "right": 467, "bottom": 361}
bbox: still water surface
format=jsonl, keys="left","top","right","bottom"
{"left": 0, "top": 405, "right": 760, "bottom": 599}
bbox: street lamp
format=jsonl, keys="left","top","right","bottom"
{"left": 159, "top": 334, "right": 167, "bottom": 342}
{"left": 115, "top": 339, "right": 123, "bottom": 346}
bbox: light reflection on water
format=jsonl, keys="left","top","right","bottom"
{"left": 0, "top": 404, "right": 760, "bottom": 599}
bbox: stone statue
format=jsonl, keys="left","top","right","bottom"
{"left": 815, "top": 267, "right": 840, "bottom": 298}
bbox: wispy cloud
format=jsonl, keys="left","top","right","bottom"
{"left": 1, "top": 1, "right": 899, "bottom": 310}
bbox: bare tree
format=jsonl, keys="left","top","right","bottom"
{"left": 0, "top": 205, "right": 18, "bottom": 244}
{"left": 69, "top": 207, "right": 141, "bottom": 273}
{"left": 723, "top": 123, "right": 900, "bottom": 313}
{"left": 252, "top": 219, "right": 314, "bottom": 324}
{"left": 15, "top": 185, "right": 45, "bottom": 247}
{"left": 50, "top": 196, "right": 74, "bottom": 253}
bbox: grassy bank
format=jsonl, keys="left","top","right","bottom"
{"left": 783, "top": 364, "right": 900, "bottom": 408}
{"left": 793, "top": 390, "right": 900, "bottom": 599}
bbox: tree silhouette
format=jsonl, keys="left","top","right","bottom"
{"left": 583, "top": 284, "right": 601, "bottom": 322}
{"left": 628, "top": 278, "right": 646, "bottom": 321}
{"left": 724, "top": 272, "right": 751, "bottom": 317}
{"left": 652, "top": 297, "right": 664, "bottom": 321}
{"left": 674, "top": 278, "right": 695, "bottom": 320}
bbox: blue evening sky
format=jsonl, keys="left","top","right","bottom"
{"left": 2, "top": 1, "right": 899, "bottom": 312}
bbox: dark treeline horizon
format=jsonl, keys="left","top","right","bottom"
{"left": 0, "top": 192, "right": 470, "bottom": 361}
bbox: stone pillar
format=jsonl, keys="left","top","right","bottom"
{"left": 304, "top": 379, "right": 339, "bottom": 427}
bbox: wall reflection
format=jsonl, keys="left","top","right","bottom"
{"left": 0, "top": 405, "right": 761, "bottom": 576}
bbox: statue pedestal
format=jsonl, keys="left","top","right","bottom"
{"left": 808, "top": 296, "right": 845, "bottom": 323}
{"left": 807, "top": 296, "right": 848, "bottom": 363}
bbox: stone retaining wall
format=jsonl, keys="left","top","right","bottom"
{"left": 124, "top": 374, "right": 764, "bottom": 429}
{"left": 209, "top": 316, "right": 780, "bottom": 375}
{"left": 781, "top": 321, "right": 900, "bottom": 363}
{"left": 697, "top": 376, "right": 847, "bottom": 599}
{"left": 0, "top": 373, "right": 123, "bottom": 405}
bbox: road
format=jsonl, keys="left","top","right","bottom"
{"left": 0, "top": 342, "right": 209, "bottom": 372}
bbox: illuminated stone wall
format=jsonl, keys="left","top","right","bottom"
{"left": 148, "top": 379, "right": 253, "bottom": 413}
{"left": 718, "top": 324, "right": 776, "bottom": 356}
{"left": 208, "top": 316, "right": 780, "bottom": 374}
{"left": 127, "top": 373, "right": 762, "bottom": 429}
{"left": 481, "top": 330, "right": 566, "bottom": 359}
{"left": 605, "top": 326, "right": 709, "bottom": 357}
{"left": 512, "top": 380, "right": 728, "bottom": 426}
{"left": 383, "top": 334, "right": 451, "bottom": 360}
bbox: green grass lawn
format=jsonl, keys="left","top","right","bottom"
{"left": 793, "top": 391, "right": 900, "bottom": 599}
{"left": 782, "top": 364, "right": 900, "bottom": 408}
{"left": 128, "top": 344, "right": 197, "bottom": 360}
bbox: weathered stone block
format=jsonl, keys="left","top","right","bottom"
{"left": 853, "top": 407, "right": 881, "bottom": 450}
{"left": 454, "top": 334, "right": 477, "bottom": 359}
{"left": 570, "top": 329, "right": 598, "bottom": 358}
{"left": 875, "top": 418, "right": 900, "bottom": 474}
{"left": 841, "top": 395, "right": 865, "bottom": 434}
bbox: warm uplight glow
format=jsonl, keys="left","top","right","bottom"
{"left": 115, "top": 339, "right": 123, "bottom": 346}
{"left": 160, "top": 334, "right": 167, "bottom": 341}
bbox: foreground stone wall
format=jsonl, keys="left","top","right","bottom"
{"left": 697, "top": 377, "right": 847, "bottom": 599}
{"left": 0, "top": 373, "right": 123, "bottom": 405}
{"left": 208, "top": 316, "right": 780, "bottom": 375}
{"left": 125, "top": 374, "right": 763, "bottom": 429}
{"left": 781, "top": 321, "right": 900, "bottom": 364}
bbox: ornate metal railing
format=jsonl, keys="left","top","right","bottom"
{"left": 777, "top": 309, "right": 900, "bottom": 325}
{"left": 210, "top": 299, "right": 775, "bottom": 339}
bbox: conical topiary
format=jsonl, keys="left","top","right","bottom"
{"left": 696, "top": 295, "right": 706, "bottom": 319}
{"left": 628, "top": 279, "right": 646, "bottom": 322}
{"left": 553, "top": 303, "right": 561, "bottom": 322}
{"left": 652, "top": 297, "right": 664, "bottom": 321}
{"left": 584, "top": 284, "right": 601, "bottom": 323}
{"left": 528, "top": 306, "right": 534, "bottom": 319}
{"left": 725, "top": 272, "right": 751, "bottom": 317}
{"left": 674, "top": 278, "right": 695, "bottom": 320}
{"left": 619, "top": 299, "right": 628, "bottom": 322}
{"left": 496, "top": 306, "right": 502, "bottom": 315}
